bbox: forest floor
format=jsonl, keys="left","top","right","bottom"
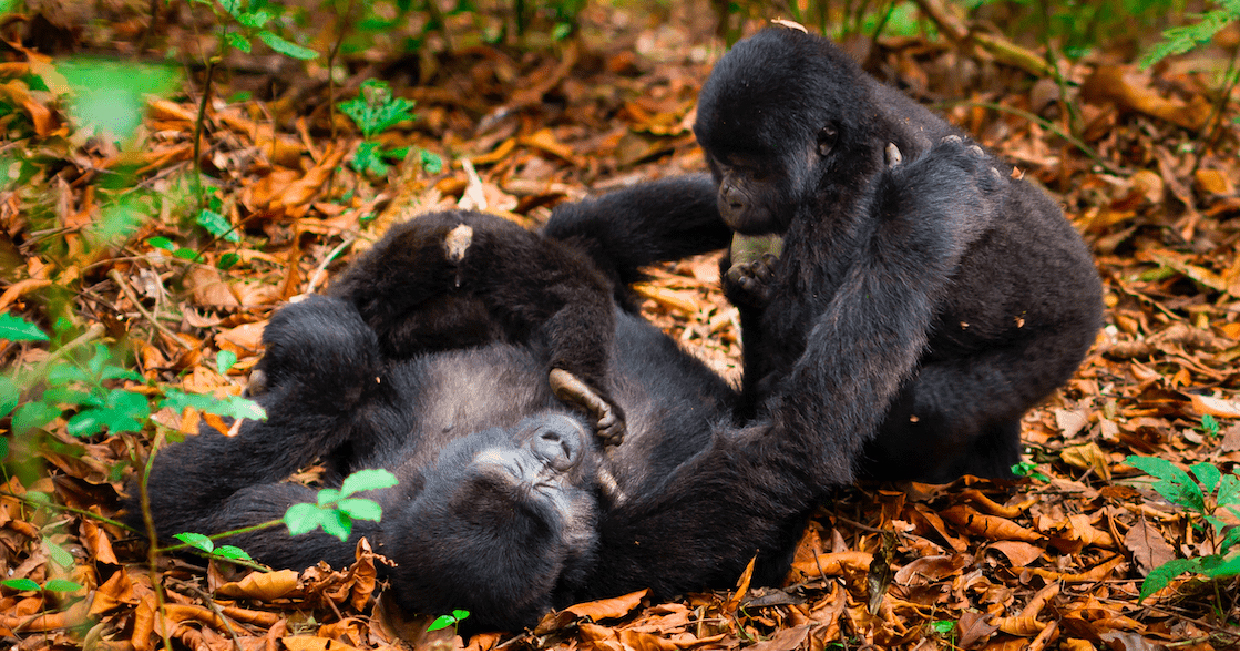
{"left": 2, "top": 2, "right": 1240, "bottom": 650}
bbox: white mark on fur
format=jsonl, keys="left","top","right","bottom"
{"left": 443, "top": 224, "right": 473, "bottom": 262}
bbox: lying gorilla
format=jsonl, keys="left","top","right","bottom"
{"left": 693, "top": 26, "right": 1104, "bottom": 483}
{"left": 140, "top": 144, "right": 1003, "bottom": 632}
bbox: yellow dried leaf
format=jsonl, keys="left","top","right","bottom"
{"left": 564, "top": 588, "right": 649, "bottom": 619}
{"left": 1195, "top": 168, "right": 1235, "bottom": 196}
{"left": 632, "top": 284, "right": 699, "bottom": 314}
{"left": 991, "top": 613, "right": 1042, "bottom": 636}
{"left": 1059, "top": 442, "right": 1111, "bottom": 480}
{"left": 216, "top": 569, "right": 299, "bottom": 601}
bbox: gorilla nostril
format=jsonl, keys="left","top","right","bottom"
{"left": 540, "top": 428, "right": 561, "bottom": 442}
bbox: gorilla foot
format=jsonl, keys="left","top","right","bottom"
{"left": 549, "top": 368, "right": 625, "bottom": 445}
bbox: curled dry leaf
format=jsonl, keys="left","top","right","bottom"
{"left": 789, "top": 550, "right": 872, "bottom": 577}
{"left": 216, "top": 569, "right": 299, "bottom": 601}
{"left": 941, "top": 505, "right": 1043, "bottom": 542}
{"left": 564, "top": 588, "right": 650, "bottom": 620}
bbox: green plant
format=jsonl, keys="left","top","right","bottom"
{"left": 1140, "top": 0, "right": 1240, "bottom": 69}
{"left": 1, "top": 578, "right": 84, "bottom": 593}
{"left": 1126, "top": 456, "right": 1240, "bottom": 601}
{"left": 339, "top": 79, "right": 443, "bottom": 177}
{"left": 1201, "top": 413, "right": 1222, "bottom": 439}
{"left": 1012, "top": 460, "right": 1050, "bottom": 482}
{"left": 427, "top": 609, "right": 471, "bottom": 633}
{"left": 284, "top": 468, "right": 398, "bottom": 541}
{"left": 188, "top": 0, "right": 318, "bottom": 61}
{"left": 172, "top": 532, "right": 253, "bottom": 562}
{"left": 1, "top": 314, "right": 265, "bottom": 473}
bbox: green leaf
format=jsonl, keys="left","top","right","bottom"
{"left": 317, "top": 488, "right": 341, "bottom": 507}
{"left": 226, "top": 32, "right": 252, "bottom": 53}
{"left": 58, "top": 59, "right": 180, "bottom": 143}
{"left": 1140, "top": 9, "right": 1233, "bottom": 69}
{"left": 339, "top": 468, "right": 398, "bottom": 498}
{"left": 320, "top": 509, "right": 352, "bottom": 541}
{"left": 1126, "top": 455, "right": 1206, "bottom": 513}
{"left": 49, "top": 542, "right": 75, "bottom": 571}
{"left": 173, "top": 248, "right": 204, "bottom": 262}
{"left": 174, "top": 532, "right": 215, "bottom": 553}
{"left": 427, "top": 615, "right": 456, "bottom": 632}
{"left": 0, "top": 313, "right": 48, "bottom": 341}
{"left": 217, "top": 253, "right": 240, "bottom": 269}
{"left": 1, "top": 579, "right": 41, "bottom": 592}
{"left": 451, "top": 610, "right": 470, "bottom": 620}
{"left": 1220, "top": 474, "right": 1240, "bottom": 508}
{"left": 160, "top": 389, "right": 266, "bottom": 421}
{"left": 258, "top": 31, "right": 318, "bottom": 61}
{"left": 1139, "top": 557, "right": 1200, "bottom": 600}
{"left": 930, "top": 620, "right": 956, "bottom": 634}
{"left": 1190, "top": 462, "right": 1222, "bottom": 495}
{"left": 216, "top": 350, "right": 238, "bottom": 375}
{"left": 336, "top": 498, "right": 382, "bottom": 522}
{"left": 42, "top": 579, "right": 83, "bottom": 593}
{"left": 196, "top": 209, "right": 239, "bottom": 243}
{"left": 236, "top": 9, "right": 273, "bottom": 29}
{"left": 1203, "top": 552, "right": 1240, "bottom": 578}
{"left": 215, "top": 545, "right": 252, "bottom": 561}
{"left": 1200, "top": 413, "right": 1220, "bottom": 437}
{"left": 419, "top": 149, "right": 444, "bottom": 174}
{"left": 0, "top": 376, "right": 20, "bottom": 419}
{"left": 148, "top": 236, "right": 175, "bottom": 250}
{"left": 12, "top": 401, "right": 61, "bottom": 435}
{"left": 284, "top": 503, "right": 322, "bottom": 536}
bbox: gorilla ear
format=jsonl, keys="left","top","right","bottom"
{"left": 817, "top": 125, "right": 838, "bottom": 156}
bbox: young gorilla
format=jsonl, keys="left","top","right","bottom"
{"left": 139, "top": 145, "right": 1004, "bottom": 633}
{"left": 327, "top": 211, "right": 629, "bottom": 441}
{"left": 692, "top": 26, "right": 1104, "bottom": 483}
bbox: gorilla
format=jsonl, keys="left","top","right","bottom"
{"left": 693, "top": 26, "right": 1104, "bottom": 483}
{"left": 137, "top": 141, "right": 1006, "bottom": 633}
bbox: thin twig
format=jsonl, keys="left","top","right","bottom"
{"left": 0, "top": 491, "right": 135, "bottom": 532}
{"left": 182, "top": 583, "right": 246, "bottom": 651}
{"left": 25, "top": 323, "right": 106, "bottom": 379}
{"left": 109, "top": 269, "right": 184, "bottom": 346}
{"left": 304, "top": 235, "right": 358, "bottom": 296}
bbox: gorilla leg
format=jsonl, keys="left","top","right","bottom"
{"left": 138, "top": 295, "right": 389, "bottom": 541}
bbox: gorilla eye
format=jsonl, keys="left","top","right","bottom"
{"left": 817, "top": 125, "right": 838, "bottom": 156}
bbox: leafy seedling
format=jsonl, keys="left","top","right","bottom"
{"left": 173, "top": 532, "right": 253, "bottom": 562}
{"left": 1012, "top": 460, "right": 1049, "bottom": 482}
{"left": 1126, "top": 455, "right": 1240, "bottom": 601}
{"left": 428, "top": 610, "right": 471, "bottom": 633}
{"left": 284, "top": 469, "right": 398, "bottom": 541}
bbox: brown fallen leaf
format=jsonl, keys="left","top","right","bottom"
{"left": 941, "top": 505, "right": 1043, "bottom": 542}
{"left": 1189, "top": 394, "right": 1240, "bottom": 419}
{"left": 216, "top": 569, "right": 299, "bottom": 601}
{"left": 1124, "top": 518, "right": 1175, "bottom": 576}
{"left": 986, "top": 541, "right": 1043, "bottom": 567}
{"left": 282, "top": 636, "right": 361, "bottom": 651}
{"left": 564, "top": 589, "right": 649, "bottom": 620}
{"left": 789, "top": 550, "right": 872, "bottom": 577}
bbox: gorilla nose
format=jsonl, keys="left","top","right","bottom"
{"left": 527, "top": 413, "right": 586, "bottom": 472}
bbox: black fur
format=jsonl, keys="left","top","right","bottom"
{"left": 137, "top": 153, "right": 997, "bottom": 631}
{"left": 693, "top": 27, "right": 1104, "bottom": 483}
